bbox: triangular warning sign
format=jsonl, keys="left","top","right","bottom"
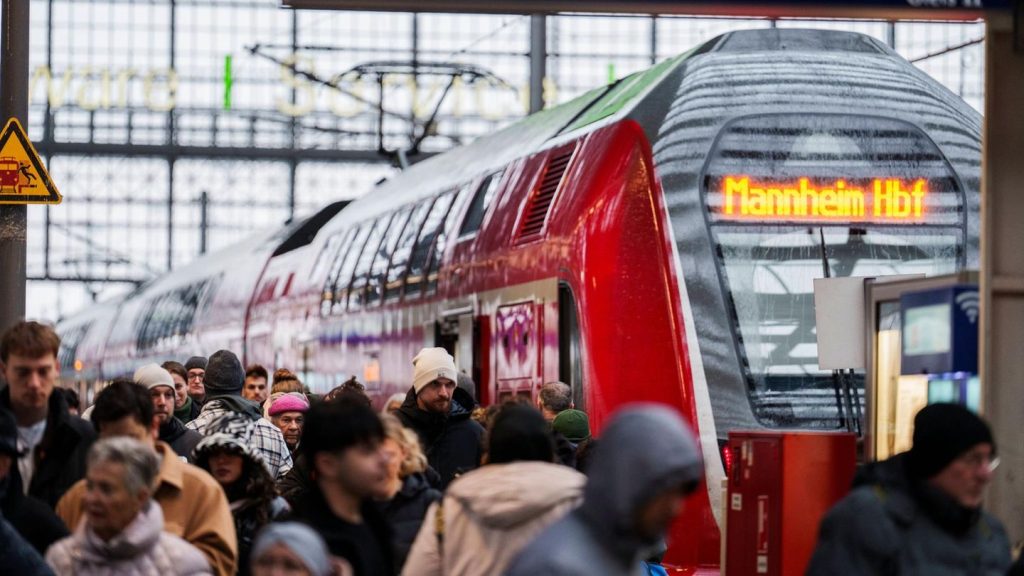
{"left": 0, "top": 118, "right": 61, "bottom": 205}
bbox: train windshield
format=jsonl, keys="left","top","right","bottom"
{"left": 702, "top": 113, "right": 968, "bottom": 428}
{"left": 714, "top": 226, "right": 960, "bottom": 428}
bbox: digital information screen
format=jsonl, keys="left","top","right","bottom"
{"left": 715, "top": 175, "right": 928, "bottom": 222}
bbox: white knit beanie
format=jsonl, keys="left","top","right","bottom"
{"left": 134, "top": 363, "right": 175, "bottom": 391}
{"left": 412, "top": 347, "right": 458, "bottom": 394}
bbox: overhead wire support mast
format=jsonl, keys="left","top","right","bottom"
{"left": 248, "top": 45, "right": 515, "bottom": 166}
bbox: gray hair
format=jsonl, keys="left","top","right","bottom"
{"left": 539, "top": 381, "right": 572, "bottom": 413}
{"left": 87, "top": 436, "right": 159, "bottom": 497}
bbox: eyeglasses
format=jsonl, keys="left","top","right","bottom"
{"left": 958, "top": 452, "right": 1000, "bottom": 473}
{"left": 188, "top": 373, "right": 204, "bottom": 381}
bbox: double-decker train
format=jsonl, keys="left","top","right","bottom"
{"left": 57, "top": 29, "right": 981, "bottom": 570}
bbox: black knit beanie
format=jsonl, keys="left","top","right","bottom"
{"left": 202, "top": 350, "right": 244, "bottom": 396}
{"left": 185, "top": 356, "right": 208, "bottom": 372}
{"left": 488, "top": 404, "right": 555, "bottom": 465}
{"left": 907, "top": 403, "right": 994, "bottom": 479}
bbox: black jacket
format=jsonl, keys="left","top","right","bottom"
{"left": 288, "top": 487, "right": 395, "bottom": 576}
{"left": 806, "top": 453, "right": 1011, "bottom": 576}
{"left": 277, "top": 452, "right": 312, "bottom": 506}
{"left": 233, "top": 496, "right": 289, "bottom": 576}
{"left": 1, "top": 387, "right": 95, "bottom": 508}
{"left": 158, "top": 416, "right": 203, "bottom": 462}
{"left": 395, "top": 387, "right": 484, "bottom": 490}
{"left": 377, "top": 473, "right": 441, "bottom": 573}
{"left": 0, "top": 513, "right": 54, "bottom": 576}
{"left": 0, "top": 472, "right": 68, "bottom": 556}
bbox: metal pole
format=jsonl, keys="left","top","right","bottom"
{"left": 529, "top": 14, "right": 546, "bottom": 114}
{"left": 0, "top": 0, "right": 30, "bottom": 329}
{"left": 886, "top": 21, "right": 896, "bottom": 49}
{"left": 199, "top": 191, "right": 209, "bottom": 255}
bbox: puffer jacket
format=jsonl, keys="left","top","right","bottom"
{"left": 503, "top": 405, "right": 704, "bottom": 576}
{"left": 395, "top": 387, "right": 484, "bottom": 490}
{"left": 378, "top": 473, "right": 441, "bottom": 573}
{"left": 402, "top": 460, "right": 585, "bottom": 576}
{"left": 46, "top": 500, "right": 212, "bottom": 576}
{"left": 805, "top": 453, "right": 1011, "bottom": 576}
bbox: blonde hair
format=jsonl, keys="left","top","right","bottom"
{"left": 381, "top": 414, "right": 428, "bottom": 477}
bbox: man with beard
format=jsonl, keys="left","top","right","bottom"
{"left": 395, "top": 348, "right": 483, "bottom": 490}
{"left": 135, "top": 364, "right": 203, "bottom": 462}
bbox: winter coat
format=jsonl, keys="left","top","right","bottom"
{"left": 0, "top": 472, "right": 69, "bottom": 555}
{"left": 503, "top": 406, "right": 704, "bottom": 576}
{"left": 57, "top": 441, "right": 238, "bottom": 576}
{"left": 46, "top": 500, "right": 212, "bottom": 576}
{"left": 0, "top": 512, "right": 54, "bottom": 576}
{"left": 395, "top": 387, "right": 484, "bottom": 489}
{"left": 277, "top": 452, "right": 312, "bottom": 506}
{"left": 402, "top": 461, "right": 585, "bottom": 576}
{"left": 1, "top": 387, "right": 95, "bottom": 508}
{"left": 288, "top": 486, "right": 395, "bottom": 576}
{"left": 160, "top": 416, "right": 203, "bottom": 463}
{"left": 231, "top": 496, "right": 289, "bottom": 576}
{"left": 378, "top": 473, "right": 442, "bottom": 573}
{"left": 805, "top": 453, "right": 1011, "bottom": 576}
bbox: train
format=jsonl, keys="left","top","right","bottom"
{"left": 56, "top": 28, "right": 982, "bottom": 570}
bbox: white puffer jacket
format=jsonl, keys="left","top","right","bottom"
{"left": 46, "top": 501, "right": 212, "bottom": 576}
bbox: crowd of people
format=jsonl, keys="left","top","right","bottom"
{"left": 0, "top": 320, "right": 697, "bottom": 576}
{"left": 0, "top": 319, "right": 1022, "bottom": 576}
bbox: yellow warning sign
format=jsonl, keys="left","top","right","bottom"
{"left": 0, "top": 118, "right": 61, "bottom": 205}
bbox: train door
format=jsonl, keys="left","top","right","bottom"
{"left": 436, "top": 309, "right": 481, "bottom": 401}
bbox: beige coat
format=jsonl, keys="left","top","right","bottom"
{"left": 56, "top": 441, "right": 237, "bottom": 576}
{"left": 401, "top": 461, "right": 585, "bottom": 576}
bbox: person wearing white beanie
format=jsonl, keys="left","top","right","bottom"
{"left": 394, "top": 347, "right": 484, "bottom": 490}
{"left": 134, "top": 363, "right": 203, "bottom": 462}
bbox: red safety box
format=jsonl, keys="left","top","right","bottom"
{"left": 725, "top": 431, "right": 856, "bottom": 576}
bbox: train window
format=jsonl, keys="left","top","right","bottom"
{"left": 134, "top": 277, "right": 220, "bottom": 352}
{"left": 425, "top": 185, "right": 476, "bottom": 293}
{"left": 318, "top": 230, "right": 353, "bottom": 316}
{"left": 458, "top": 171, "right": 504, "bottom": 238}
{"left": 384, "top": 200, "right": 433, "bottom": 301}
{"left": 361, "top": 208, "right": 412, "bottom": 306}
{"left": 329, "top": 226, "right": 371, "bottom": 315}
{"left": 406, "top": 191, "right": 457, "bottom": 297}
{"left": 558, "top": 282, "right": 585, "bottom": 410}
{"left": 347, "top": 215, "right": 394, "bottom": 310}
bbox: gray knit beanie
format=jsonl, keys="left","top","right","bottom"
{"left": 251, "top": 522, "right": 331, "bottom": 576}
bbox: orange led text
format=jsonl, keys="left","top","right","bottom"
{"left": 721, "top": 176, "right": 928, "bottom": 221}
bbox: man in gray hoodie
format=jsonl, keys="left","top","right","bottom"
{"left": 503, "top": 404, "right": 703, "bottom": 576}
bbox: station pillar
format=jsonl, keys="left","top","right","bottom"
{"left": 0, "top": 0, "right": 29, "bottom": 332}
{"left": 981, "top": 9, "right": 1024, "bottom": 551}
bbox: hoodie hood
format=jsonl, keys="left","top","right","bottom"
{"left": 580, "top": 404, "right": 703, "bottom": 556}
{"left": 446, "top": 461, "right": 585, "bottom": 530}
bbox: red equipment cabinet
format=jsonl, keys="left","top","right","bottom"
{"left": 725, "top": 431, "right": 856, "bottom": 576}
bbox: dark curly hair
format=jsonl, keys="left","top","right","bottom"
{"left": 194, "top": 446, "right": 278, "bottom": 525}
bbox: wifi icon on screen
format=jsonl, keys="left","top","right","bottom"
{"left": 956, "top": 291, "right": 980, "bottom": 324}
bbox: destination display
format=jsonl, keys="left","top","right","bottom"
{"left": 715, "top": 176, "right": 928, "bottom": 222}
